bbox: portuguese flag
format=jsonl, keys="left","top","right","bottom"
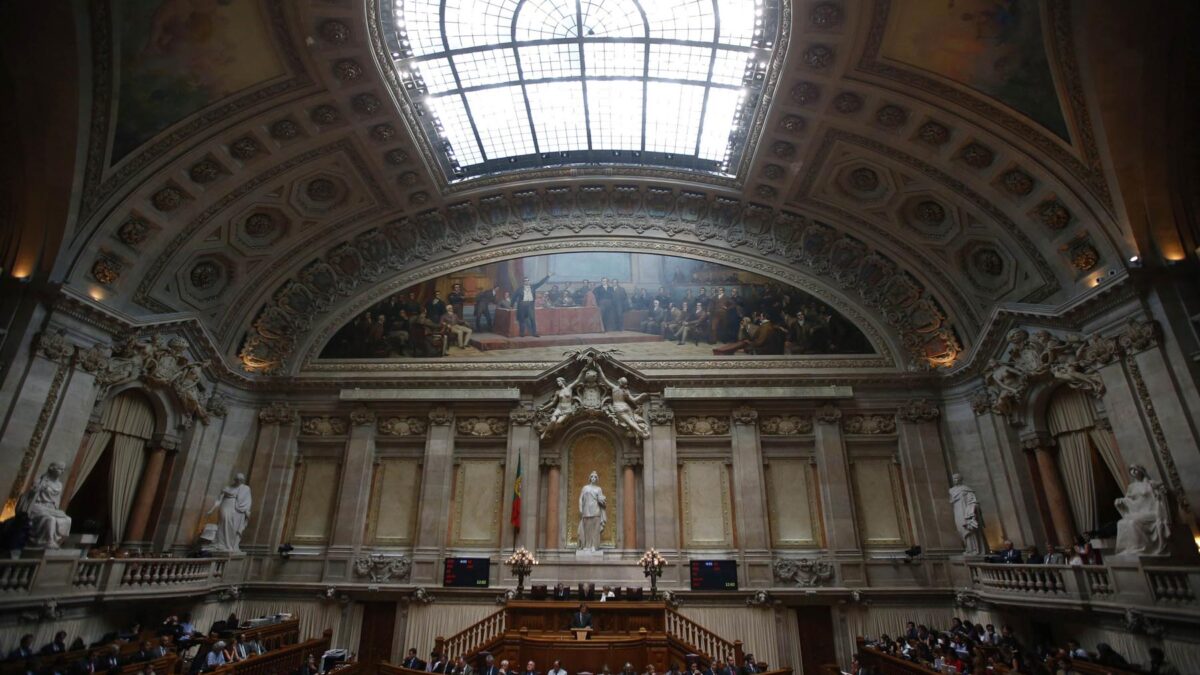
{"left": 510, "top": 454, "right": 522, "bottom": 531}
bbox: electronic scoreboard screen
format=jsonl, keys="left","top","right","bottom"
{"left": 689, "top": 559, "right": 738, "bottom": 590}
{"left": 443, "top": 557, "right": 490, "bottom": 587}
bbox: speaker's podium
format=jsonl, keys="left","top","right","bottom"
{"left": 571, "top": 627, "right": 592, "bottom": 641}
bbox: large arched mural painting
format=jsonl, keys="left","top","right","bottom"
{"left": 318, "top": 252, "right": 874, "bottom": 360}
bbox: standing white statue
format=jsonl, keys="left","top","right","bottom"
{"left": 17, "top": 462, "right": 72, "bottom": 549}
{"left": 577, "top": 471, "right": 607, "bottom": 551}
{"left": 208, "top": 473, "right": 252, "bottom": 553}
{"left": 1115, "top": 464, "right": 1172, "bottom": 556}
{"left": 949, "top": 473, "right": 988, "bottom": 556}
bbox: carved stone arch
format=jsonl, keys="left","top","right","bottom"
{"left": 557, "top": 420, "right": 631, "bottom": 550}
{"left": 98, "top": 383, "right": 175, "bottom": 441}
{"left": 283, "top": 240, "right": 906, "bottom": 374}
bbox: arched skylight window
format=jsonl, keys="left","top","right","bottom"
{"left": 384, "top": 0, "right": 781, "bottom": 182}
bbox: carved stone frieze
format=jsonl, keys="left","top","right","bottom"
{"left": 509, "top": 405, "right": 536, "bottom": 426}
{"left": 980, "top": 328, "right": 1107, "bottom": 422}
{"left": 897, "top": 399, "right": 939, "bottom": 424}
{"left": 730, "top": 405, "right": 759, "bottom": 425}
{"left": 205, "top": 394, "right": 228, "bottom": 419}
{"left": 456, "top": 417, "right": 508, "bottom": 437}
{"left": 378, "top": 416, "right": 427, "bottom": 436}
{"left": 300, "top": 416, "right": 348, "bottom": 436}
{"left": 814, "top": 404, "right": 842, "bottom": 425}
{"left": 1118, "top": 318, "right": 1159, "bottom": 354}
{"left": 74, "top": 334, "right": 214, "bottom": 427}
{"left": 350, "top": 406, "right": 376, "bottom": 426}
{"left": 428, "top": 406, "right": 453, "bottom": 426}
{"left": 760, "top": 415, "right": 813, "bottom": 435}
{"left": 842, "top": 414, "right": 896, "bottom": 435}
{"left": 773, "top": 558, "right": 834, "bottom": 587}
{"left": 534, "top": 349, "right": 650, "bottom": 440}
{"left": 259, "top": 402, "right": 298, "bottom": 426}
{"left": 647, "top": 402, "right": 675, "bottom": 426}
{"left": 353, "top": 553, "right": 412, "bottom": 583}
{"left": 34, "top": 330, "right": 76, "bottom": 364}
{"left": 676, "top": 416, "right": 731, "bottom": 436}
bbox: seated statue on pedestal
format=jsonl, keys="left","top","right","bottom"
{"left": 18, "top": 462, "right": 72, "bottom": 549}
{"left": 1115, "top": 464, "right": 1172, "bottom": 557}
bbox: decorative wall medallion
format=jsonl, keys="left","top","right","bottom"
{"left": 833, "top": 92, "right": 863, "bottom": 114}
{"left": 152, "top": 186, "right": 186, "bottom": 212}
{"left": 847, "top": 167, "right": 880, "bottom": 193}
{"left": 350, "top": 406, "right": 376, "bottom": 426}
{"left": 117, "top": 216, "right": 152, "bottom": 247}
{"left": 842, "top": 414, "right": 896, "bottom": 435}
{"left": 428, "top": 407, "right": 453, "bottom": 426}
{"left": 398, "top": 171, "right": 420, "bottom": 186}
{"left": 229, "top": 136, "right": 261, "bottom": 160}
{"left": 189, "top": 260, "right": 225, "bottom": 290}
{"left": 371, "top": 124, "right": 397, "bottom": 142}
{"left": 306, "top": 178, "right": 339, "bottom": 202}
{"left": 300, "top": 416, "right": 349, "bottom": 436}
{"left": 320, "top": 19, "right": 351, "bottom": 45}
{"left": 731, "top": 405, "right": 759, "bottom": 425}
{"left": 916, "top": 121, "right": 950, "bottom": 146}
{"left": 243, "top": 212, "right": 279, "bottom": 238}
{"left": 771, "top": 141, "right": 796, "bottom": 158}
{"left": 188, "top": 159, "right": 222, "bottom": 184}
{"left": 648, "top": 402, "right": 675, "bottom": 426}
{"left": 779, "top": 115, "right": 806, "bottom": 134}
{"left": 676, "top": 416, "right": 731, "bottom": 436}
{"left": 790, "top": 82, "right": 821, "bottom": 106}
{"left": 456, "top": 416, "right": 508, "bottom": 437}
{"left": 755, "top": 185, "right": 777, "bottom": 198}
{"left": 763, "top": 164, "right": 785, "bottom": 180}
{"left": 353, "top": 93, "right": 383, "bottom": 115}
{"left": 913, "top": 200, "right": 946, "bottom": 227}
{"left": 270, "top": 119, "right": 300, "bottom": 140}
{"left": 409, "top": 191, "right": 430, "bottom": 205}
{"left": 333, "top": 59, "right": 364, "bottom": 81}
{"left": 91, "top": 254, "right": 124, "bottom": 285}
{"left": 875, "top": 105, "right": 908, "bottom": 128}
{"left": 1036, "top": 199, "right": 1071, "bottom": 230}
{"left": 773, "top": 558, "right": 834, "bottom": 587}
{"left": 386, "top": 149, "right": 410, "bottom": 166}
{"left": 960, "top": 142, "right": 995, "bottom": 169}
{"left": 378, "top": 416, "right": 428, "bottom": 436}
{"left": 760, "top": 415, "right": 812, "bottom": 435}
{"left": 897, "top": 399, "right": 939, "bottom": 423}
{"left": 259, "top": 402, "right": 298, "bottom": 425}
{"left": 354, "top": 553, "right": 412, "bottom": 583}
{"left": 809, "top": 2, "right": 843, "bottom": 28}
{"left": 802, "top": 44, "right": 834, "bottom": 69}
{"left": 1063, "top": 236, "right": 1100, "bottom": 272}
{"left": 1000, "top": 169, "right": 1035, "bottom": 196}
{"left": 310, "top": 104, "right": 341, "bottom": 126}
{"left": 970, "top": 247, "right": 1005, "bottom": 277}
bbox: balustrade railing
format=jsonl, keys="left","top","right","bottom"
{"left": 665, "top": 610, "right": 742, "bottom": 665}
{"left": 436, "top": 609, "right": 506, "bottom": 660}
{"left": 118, "top": 558, "right": 224, "bottom": 588}
{"left": 970, "top": 563, "right": 1069, "bottom": 596}
{"left": 0, "top": 555, "right": 237, "bottom": 607}
{"left": 72, "top": 559, "right": 104, "bottom": 588}
{"left": 0, "top": 560, "right": 38, "bottom": 592}
{"left": 1145, "top": 568, "right": 1197, "bottom": 604}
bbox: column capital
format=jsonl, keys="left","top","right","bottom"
{"left": 1020, "top": 431, "right": 1056, "bottom": 450}
{"left": 259, "top": 401, "right": 298, "bottom": 425}
{"left": 731, "top": 405, "right": 758, "bottom": 426}
{"left": 814, "top": 403, "right": 842, "bottom": 425}
{"left": 647, "top": 401, "right": 675, "bottom": 426}
{"left": 428, "top": 405, "right": 453, "bottom": 426}
{"left": 149, "top": 433, "right": 180, "bottom": 451}
{"left": 509, "top": 404, "right": 537, "bottom": 426}
{"left": 897, "top": 398, "right": 940, "bottom": 424}
{"left": 622, "top": 456, "right": 644, "bottom": 468}
{"left": 34, "top": 329, "right": 77, "bottom": 365}
{"left": 350, "top": 405, "right": 377, "bottom": 426}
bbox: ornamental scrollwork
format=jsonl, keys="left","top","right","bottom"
{"left": 731, "top": 405, "right": 759, "bottom": 425}
{"left": 259, "top": 402, "right": 298, "bottom": 425}
{"left": 76, "top": 334, "right": 214, "bottom": 428}
{"left": 34, "top": 330, "right": 76, "bottom": 364}
{"left": 676, "top": 416, "right": 731, "bottom": 436}
{"left": 353, "top": 553, "right": 412, "bottom": 583}
{"left": 647, "top": 402, "right": 675, "bottom": 426}
{"left": 534, "top": 349, "right": 650, "bottom": 440}
{"left": 773, "top": 557, "right": 835, "bottom": 587}
{"left": 976, "top": 328, "right": 1110, "bottom": 422}
{"left": 457, "top": 417, "right": 508, "bottom": 437}
{"left": 300, "top": 416, "right": 348, "bottom": 436}
{"left": 350, "top": 406, "right": 377, "bottom": 426}
{"left": 428, "top": 406, "right": 453, "bottom": 426}
{"left": 897, "top": 399, "right": 939, "bottom": 424}
{"left": 843, "top": 414, "right": 896, "bottom": 435}
{"left": 814, "top": 404, "right": 842, "bottom": 425}
{"left": 760, "top": 415, "right": 813, "bottom": 435}
{"left": 378, "top": 416, "right": 428, "bottom": 436}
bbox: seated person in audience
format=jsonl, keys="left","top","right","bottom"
{"left": 569, "top": 603, "right": 593, "bottom": 630}
{"left": 738, "top": 655, "right": 756, "bottom": 675}
{"left": 997, "top": 625, "right": 1020, "bottom": 651}
{"left": 619, "top": 663, "right": 636, "bottom": 675}
{"left": 8, "top": 634, "right": 35, "bottom": 661}
{"left": 441, "top": 307, "right": 473, "bottom": 351}
{"left": 118, "top": 623, "right": 143, "bottom": 643}
{"left": 298, "top": 654, "right": 319, "bottom": 675}
{"left": 100, "top": 645, "right": 122, "bottom": 673}
{"left": 665, "top": 663, "right": 682, "bottom": 675}
{"left": 429, "top": 651, "right": 447, "bottom": 674}
{"left": 903, "top": 621, "right": 918, "bottom": 640}
{"left": 942, "top": 650, "right": 966, "bottom": 674}
{"left": 479, "top": 655, "right": 499, "bottom": 675}
{"left": 227, "top": 637, "right": 248, "bottom": 662}
{"left": 401, "top": 648, "right": 425, "bottom": 671}
{"left": 547, "top": 660, "right": 566, "bottom": 675}
{"left": 1148, "top": 646, "right": 1181, "bottom": 675}
{"left": 450, "top": 655, "right": 472, "bottom": 675}
{"left": 521, "top": 661, "right": 539, "bottom": 675}
{"left": 177, "top": 614, "right": 200, "bottom": 644}
{"left": 72, "top": 649, "right": 101, "bottom": 675}
{"left": 642, "top": 664, "right": 656, "bottom": 675}
{"left": 205, "top": 642, "right": 227, "bottom": 670}
{"left": 1045, "top": 545, "right": 1068, "bottom": 565}
{"left": 981, "top": 624, "right": 998, "bottom": 644}
{"left": 41, "top": 632, "right": 69, "bottom": 656}
{"left": 1064, "top": 640, "right": 1088, "bottom": 660}
{"left": 132, "top": 641, "right": 157, "bottom": 663}
{"left": 715, "top": 656, "right": 736, "bottom": 675}
{"left": 139, "top": 664, "right": 155, "bottom": 675}
{"left": 1095, "top": 643, "right": 1129, "bottom": 668}
{"left": 1026, "top": 545, "right": 1045, "bottom": 564}
{"left": 152, "top": 637, "right": 172, "bottom": 659}
{"left": 998, "top": 540, "right": 1023, "bottom": 564}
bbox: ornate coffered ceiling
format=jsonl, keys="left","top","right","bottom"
{"left": 56, "top": 0, "right": 1132, "bottom": 378}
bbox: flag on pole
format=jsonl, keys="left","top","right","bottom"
{"left": 510, "top": 453, "right": 522, "bottom": 530}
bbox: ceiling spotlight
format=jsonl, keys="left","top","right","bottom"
{"left": 1128, "top": 255, "right": 1140, "bottom": 263}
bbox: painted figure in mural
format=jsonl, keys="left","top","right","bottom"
{"left": 1115, "top": 464, "right": 1172, "bottom": 557}
{"left": 208, "top": 473, "right": 252, "bottom": 553}
{"left": 949, "top": 473, "right": 988, "bottom": 556}
{"left": 18, "top": 462, "right": 72, "bottom": 549}
{"left": 578, "top": 471, "right": 607, "bottom": 552}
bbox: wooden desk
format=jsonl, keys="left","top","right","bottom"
{"left": 504, "top": 601, "right": 666, "bottom": 634}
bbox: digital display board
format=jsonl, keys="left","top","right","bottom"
{"left": 443, "top": 557, "right": 490, "bottom": 587}
{"left": 690, "top": 559, "right": 738, "bottom": 590}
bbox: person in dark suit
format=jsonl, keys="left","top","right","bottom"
{"left": 40, "top": 632, "right": 68, "bottom": 656}
{"left": 569, "top": 604, "right": 593, "bottom": 630}
{"left": 426, "top": 291, "right": 448, "bottom": 322}
{"left": 593, "top": 278, "right": 615, "bottom": 331}
{"left": 402, "top": 648, "right": 425, "bottom": 671}
{"left": 131, "top": 641, "right": 157, "bottom": 663}
{"left": 520, "top": 660, "right": 539, "bottom": 675}
{"left": 611, "top": 281, "right": 629, "bottom": 329}
{"left": 738, "top": 655, "right": 757, "bottom": 675}
{"left": 447, "top": 283, "right": 466, "bottom": 319}
{"left": 715, "top": 656, "right": 736, "bottom": 675}
{"left": 8, "top": 635, "right": 34, "bottom": 661}
{"left": 748, "top": 318, "right": 785, "bottom": 355}
{"left": 478, "top": 655, "right": 499, "bottom": 675}
{"left": 429, "top": 651, "right": 447, "bottom": 674}
{"left": 998, "top": 540, "right": 1023, "bottom": 564}
{"left": 474, "top": 285, "right": 500, "bottom": 332}
{"left": 515, "top": 274, "right": 551, "bottom": 337}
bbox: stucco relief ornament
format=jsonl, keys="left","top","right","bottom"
{"left": 350, "top": 406, "right": 376, "bottom": 426}
{"left": 76, "top": 334, "right": 212, "bottom": 426}
{"left": 676, "top": 416, "right": 730, "bottom": 436}
{"left": 457, "top": 417, "right": 508, "bottom": 437}
{"left": 205, "top": 393, "right": 228, "bottom": 419}
{"left": 1118, "top": 318, "right": 1159, "bottom": 353}
{"left": 428, "top": 406, "right": 453, "bottom": 426}
{"left": 378, "top": 416, "right": 427, "bottom": 436}
{"left": 647, "top": 402, "right": 674, "bottom": 426}
{"left": 300, "top": 416, "right": 348, "bottom": 436}
{"left": 814, "top": 404, "right": 841, "bottom": 425}
{"left": 353, "top": 553, "right": 412, "bottom": 583}
{"left": 773, "top": 558, "right": 834, "bottom": 587}
{"left": 259, "top": 402, "right": 298, "bottom": 425}
{"left": 535, "top": 350, "right": 650, "bottom": 440}
{"left": 760, "top": 415, "right": 813, "bottom": 435}
{"left": 898, "top": 399, "right": 939, "bottom": 424}
{"left": 731, "top": 405, "right": 759, "bottom": 425}
{"left": 34, "top": 330, "right": 75, "bottom": 364}
{"left": 981, "top": 328, "right": 1107, "bottom": 423}
{"left": 509, "top": 405, "right": 536, "bottom": 426}
{"left": 843, "top": 414, "right": 896, "bottom": 435}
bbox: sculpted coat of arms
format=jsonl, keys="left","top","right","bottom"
{"left": 535, "top": 350, "right": 650, "bottom": 440}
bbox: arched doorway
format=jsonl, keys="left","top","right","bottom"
{"left": 1046, "top": 387, "right": 1126, "bottom": 538}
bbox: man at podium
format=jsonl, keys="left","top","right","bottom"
{"left": 569, "top": 604, "right": 594, "bottom": 630}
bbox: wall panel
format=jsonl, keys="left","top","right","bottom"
{"left": 451, "top": 459, "right": 503, "bottom": 547}
{"left": 367, "top": 458, "right": 422, "bottom": 545}
{"left": 766, "top": 458, "right": 822, "bottom": 547}
{"left": 680, "top": 460, "right": 733, "bottom": 548}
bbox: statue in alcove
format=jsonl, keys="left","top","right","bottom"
{"left": 577, "top": 471, "right": 607, "bottom": 552}
{"left": 949, "top": 473, "right": 987, "bottom": 556}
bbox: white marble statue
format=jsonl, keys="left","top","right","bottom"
{"left": 207, "top": 473, "right": 252, "bottom": 552}
{"left": 17, "top": 462, "right": 72, "bottom": 549}
{"left": 1115, "top": 464, "right": 1172, "bottom": 557}
{"left": 949, "top": 473, "right": 988, "bottom": 556}
{"left": 577, "top": 471, "right": 607, "bottom": 551}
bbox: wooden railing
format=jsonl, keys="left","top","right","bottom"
{"left": 239, "top": 618, "right": 301, "bottom": 652}
{"left": 211, "top": 630, "right": 332, "bottom": 675}
{"left": 436, "top": 609, "right": 506, "bottom": 659}
{"left": 665, "top": 610, "right": 742, "bottom": 665}
{"left": 118, "top": 654, "right": 178, "bottom": 675}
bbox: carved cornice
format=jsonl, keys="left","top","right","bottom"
{"left": 897, "top": 399, "right": 939, "bottom": 424}
{"left": 259, "top": 402, "right": 298, "bottom": 426}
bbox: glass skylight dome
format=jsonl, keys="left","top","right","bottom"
{"left": 384, "top": 0, "right": 781, "bottom": 182}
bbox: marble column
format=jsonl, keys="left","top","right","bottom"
{"left": 896, "top": 400, "right": 958, "bottom": 552}
{"left": 1129, "top": 344, "right": 1200, "bottom": 520}
{"left": 329, "top": 407, "right": 377, "bottom": 550}
{"left": 545, "top": 459, "right": 561, "bottom": 549}
{"left": 123, "top": 439, "right": 174, "bottom": 545}
{"left": 1, "top": 333, "right": 74, "bottom": 508}
{"left": 622, "top": 461, "right": 638, "bottom": 549}
{"left": 642, "top": 399, "right": 679, "bottom": 552}
{"left": 245, "top": 402, "right": 300, "bottom": 550}
{"left": 813, "top": 404, "right": 860, "bottom": 554}
{"left": 502, "top": 405, "right": 540, "bottom": 551}
{"left": 1024, "top": 433, "right": 1075, "bottom": 547}
{"left": 729, "top": 406, "right": 769, "bottom": 551}
{"left": 415, "top": 407, "right": 455, "bottom": 557}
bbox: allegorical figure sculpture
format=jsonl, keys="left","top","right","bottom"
{"left": 949, "top": 473, "right": 988, "bottom": 556}
{"left": 577, "top": 471, "right": 607, "bottom": 552}
{"left": 539, "top": 375, "right": 581, "bottom": 440}
{"left": 1115, "top": 464, "right": 1172, "bottom": 557}
{"left": 18, "top": 462, "right": 72, "bottom": 549}
{"left": 208, "top": 473, "right": 252, "bottom": 553}
{"left": 599, "top": 371, "right": 650, "bottom": 439}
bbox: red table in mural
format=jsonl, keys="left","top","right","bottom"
{"left": 493, "top": 306, "right": 605, "bottom": 337}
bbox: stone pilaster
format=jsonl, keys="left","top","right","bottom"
{"left": 244, "top": 402, "right": 299, "bottom": 551}
{"left": 1022, "top": 432, "right": 1075, "bottom": 548}
{"left": 729, "top": 405, "right": 770, "bottom": 552}
{"left": 2, "top": 331, "right": 75, "bottom": 507}
{"left": 896, "top": 399, "right": 958, "bottom": 552}
{"left": 502, "top": 404, "right": 539, "bottom": 551}
{"left": 414, "top": 406, "right": 455, "bottom": 557}
{"left": 329, "top": 406, "right": 377, "bottom": 550}
{"left": 642, "top": 398, "right": 679, "bottom": 552}
{"left": 813, "top": 404, "right": 860, "bottom": 554}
